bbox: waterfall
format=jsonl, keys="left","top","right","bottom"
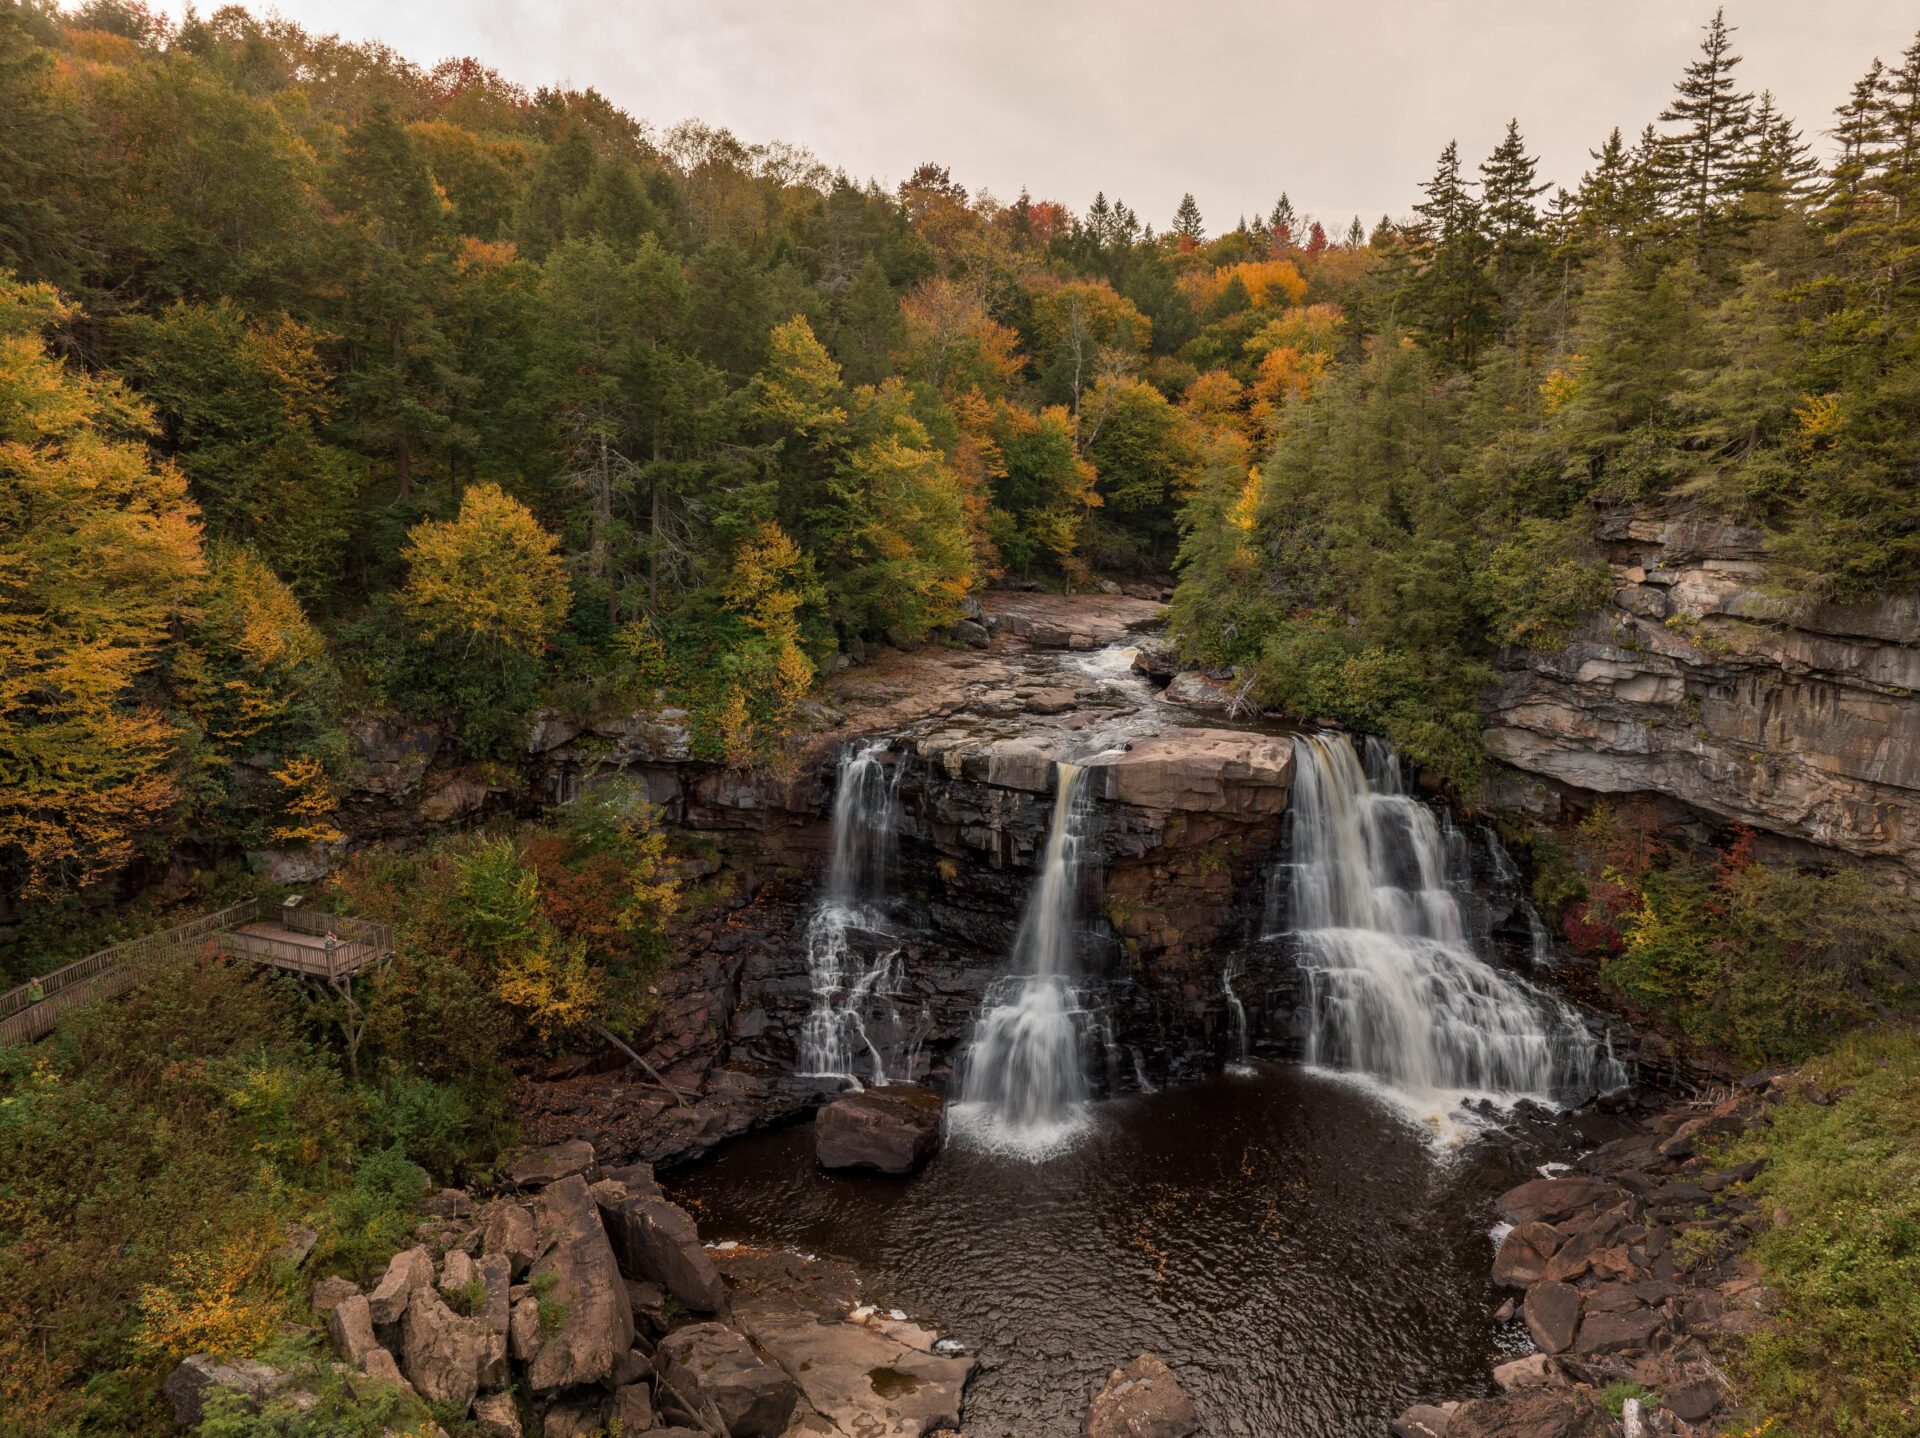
{"left": 1222, "top": 959, "right": 1253, "bottom": 1074}
{"left": 951, "top": 762, "right": 1096, "bottom": 1157}
{"left": 1277, "top": 732, "right": 1625, "bottom": 1135}
{"left": 799, "top": 742, "right": 915, "bottom": 1084}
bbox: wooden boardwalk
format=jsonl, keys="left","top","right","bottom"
{"left": 0, "top": 899, "right": 394, "bottom": 1046}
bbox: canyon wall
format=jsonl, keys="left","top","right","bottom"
{"left": 1483, "top": 505, "right": 1920, "bottom": 889}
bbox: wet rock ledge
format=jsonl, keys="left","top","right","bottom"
{"left": 1402, "top": 1080, "right": 1786, "bottom": 1438}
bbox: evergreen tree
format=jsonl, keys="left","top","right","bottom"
{"left": 1172, "top": 193, "right": 1205, "bottom": 242}
{"left": 1409, "top": 140, "right": 1495, "bottom": 365}
{"left": 1658, "top": 7, "right": 1757, "bottom": 257}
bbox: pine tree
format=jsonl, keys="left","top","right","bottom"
{"left": 1480, "top": 119, "right": 1550, "bottom": 286}
{"left": 1172, "top": 193, "right": 1205, "bottom": 242}
{"left": 1658, "top": 7, "right": 1757, "bottom": 256}
{"left": 1409, "top": 140, "right": 1495, "bottom": 365}
{"left": 1573, "top": 128, "right": 1634, "bottom": 243}
{"left": 1743, "top": 92, "right": 1816, "bottom": 201}
{"left": 1268, "top": 194, "right": 1296, "bottom": 249}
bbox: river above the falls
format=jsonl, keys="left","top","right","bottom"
{"left": 671, "top": 1063, "right": 1608, "bottom": 1438}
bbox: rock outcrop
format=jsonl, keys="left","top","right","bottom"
{"left": 814, "top": 1086, "right": 944, "bottom": 1173}
{"left": 655, "top": 1323, "right": 799, "bottom": 1438}
{"left": 1083, "top": 1353, "right": 1199, "bottom": 1438}
{"left": 524, "top": 1174, "right": 633, "bottom": 1392}
{"left": 1484, "top": 504, "right": 1920, "bottom": 889}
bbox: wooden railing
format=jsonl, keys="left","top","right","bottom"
{"left": 0, "top": 900, "right": 393, "bottom": 1046}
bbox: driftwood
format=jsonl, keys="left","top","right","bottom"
{"left": 591, "top": 1021, "right": 691, "bottom": 1108}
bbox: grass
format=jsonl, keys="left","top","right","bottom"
{"left": 1720, "top": 1027, "right": 1920, "bottom": 1437}
{"left": 1599, "top": 1379, "right": 1659, "bottom": 1419}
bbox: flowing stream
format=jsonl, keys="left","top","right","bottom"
{"left": 798, "top": 741, "right": 918, "bottom": 1083}
{"left": 1277, "top": 732, "right": 1625, "bottom": 1136}
{"left": 949, "top": 761, "right": 1096, "bottom": 1157}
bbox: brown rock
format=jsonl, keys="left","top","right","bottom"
{"left": 162, "top": 1356, "right": 282, "bottom": 1427}
{"left": 1571, "top": 1307, "right": 1662, "bottom": 1356}
{"left": 1083, "top": 1353, "right": 1199, "bottom": 1438}
{"left": 1493, "top": 1223, "right": 1562, "bottom": 1289}
{"left": 541, "top": 1393, "right": 607, "bottom": 1438}
{"left": 656, "top": 1322, "right": 799, "bottom": 1438}
{"left": 1491, "top": 1354, "right": 1560, "bottom": 1392}
{"left": 525, "top": 1175, "right": 634, "bottom": 1392}
{"left": 1449, "top": 1391, "right": 1608, "bottom": 1438}
{"left": 508, "top": 1296, "right": 545, "bottom": 1364}
{"left": 311, "top": 1275, "right": 360, "bottom": 1317}
{"left": 481, "top": 1200, "right": 541, "bottom": 1278}
{"left": 505, "top": 1139, "right": 596, "bottom": 1190}
{"left": 815, "top": 1085, "right": 944, "bottom": 1174}
{"left": 611, "top": 1382, "right": 655, "bottom": 1432}
{"left": 399, "top": 1285, "right": 486, "bottom": 1411}
{"left": 598, "top": 1189, "right": 726, "bottom": 1313}
{"left": 1496, "top": 1179, "right": 1626, "bottom": 1227}
{"left": 472, "top": 1391, "right": 522, "bottom": 1438}
{"left": 1664, "top": 1379, "right": 1723, "bottom": 1423}
{"left": 1523, "top": 1280, "right": 1583, "bottom": 1355}
{"left": 367, "top": 1245, "right": 435, "bottom": 1325}
{"left": 327, "top": 1293, "right": 382, "bottom": 1368}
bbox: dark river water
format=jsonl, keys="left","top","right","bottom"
{"left": 670, "top": 1063, "right": 1554, "bottom": 1438}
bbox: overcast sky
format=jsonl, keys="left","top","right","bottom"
{"left": 155, "top": 0, "right": 1919, "bottom": 233}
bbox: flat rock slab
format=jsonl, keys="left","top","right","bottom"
{"left": 816, "top": 1086, "right": 944, "bottom": 1174}
{"left": 1082, "top": 729, "right": 1293, "bottom": 815}
{"left": 1084, "top": 1353, "right": 1199, "bottom": 1438}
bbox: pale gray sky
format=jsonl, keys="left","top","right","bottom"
{"left": 156, "top": 0, "right": 1918, "bottom": 232}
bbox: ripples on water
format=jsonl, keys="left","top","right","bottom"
{"left": 672, "top": 1065, "right": 1542, "bottom": 1438}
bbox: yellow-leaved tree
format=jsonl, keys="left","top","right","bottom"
{"left": 400, "top": 481, "right": 571, "bottom": 655}
{"left": 0, "top": 276, "right": 205, "bottom": 895}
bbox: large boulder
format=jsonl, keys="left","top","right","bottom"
{"left": 1081, "top": 729, "right": 1292, "bottom": 817}
{"left": 326, "top": 1293, "right": 383, "bottom": 1369}
{"left": 367, "top": 1244, "right": 435, "bottom": 1325}
{"left": 597, "top": 1186, "right": 726, "bottom": 1313}
{"left": 1522, "top": 1280, "right": 1583, "bottom": 1356}
{"left": 162, "top": 1355, "right": 282, "bottom": 1427}
{"left": 1392, "top": 1403, "right": 1458, "bottom": 1438}
{"left": 1448, "top": 1391, "right": 1608, "bottom": 1438}
{"left": 525, "top": 1174, "right": 634, "bottom": 1392}
{"left": 400, "top": 1284, "right": 486, "bottom": 1411}
{"left": 1493, "top": 1222, "right": 1563, "bottom": 1289}
{"left": 1083, "top": 1353, "right": 1199, "bottom": 1438}
{"left": 505, "top": 1139, "right": 597, "bottom": 1191}
{"left": 656, "top": 1322, "right": 799, "bottom": 1438}
{"left": 472, "top": 1391, "right": 522, "bottom": 1438}
{"left": 1495, "top": 1179, "right": 1627, "bottom": 1227}
{"left": 815, "top": 1086, "right": 944, "bottom": 1174}
{"left": 481, "top": 1200, "right": 541, "bottom": 1278}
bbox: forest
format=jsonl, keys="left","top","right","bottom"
{"left": 4, "top": 2, "right": 1920, "bottom": 1436}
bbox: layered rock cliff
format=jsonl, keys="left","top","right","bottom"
{"left": 1483, "top": 505, "right": 1920, "bottom": 889}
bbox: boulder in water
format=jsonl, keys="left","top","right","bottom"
{"left": 815, "top": 1086, "right": 944, "bottom": 1174}
{"left": 1393, "top": 1402, "right": 1459, "bottom": 1438}
{"left": 1083, "top": 1353, "right": 1198, "bottom": 1438}
{"left": 1495, "top": 1178, "right": 1626, "bottom": 1226}
{"left": 1492, "top": 1222, "right": 1563, "bottom": 1288}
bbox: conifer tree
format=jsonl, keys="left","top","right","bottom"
{"left": 1658, "top": 7, "right": 1757, "bottom": 255}
{"left": 1172, "top": 193, "right": 1205, "bottom": 243}
{"left": 1409, "top": 140, "right": 1495, "bottom": 365}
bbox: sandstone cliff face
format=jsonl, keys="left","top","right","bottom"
{"left": 1483, "top": 505, "right": 1920, "bottom": 887}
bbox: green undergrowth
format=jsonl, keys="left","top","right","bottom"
{"left": 1717, "top": 1028, "right": 1920, "bottom": 1437}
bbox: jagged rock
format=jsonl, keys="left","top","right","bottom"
{"left": 273, "top": 1223, "right": 319, "bottom": 1268}
{"left": 541, "top": 1394, "right": 608, "bottom": 1438}
{"left": 368, "top": 1245, "right": 435, "bottom": 1325}
{"left": 425, "top": 1188, "right": 476, "bottom": 1218}
{"left": 472, "top": 1391, "right": 522, "bottom": 1438}
{"left": 347, "top": 715, "right": 440, "bottom": 798}
{"left": 509, "top": 1296, "right": 545, "bottom": 1364}
{"left": 1393, "top": 1403, "right": 1459, "bottom": 1438}
{"left": 597, "top": 1187, "right": 726, "bottom": 1313}
{"left": 477, "top": 1253, "right": 512, "bottom": 1387}
{"left": 311, "top": 1275, "right": 360, "bottom": 1316}
{"left": 1492, "top": 1355, "right": 1561, "bottom": 1392}
{"left": 527, "top": 710, "right": 584, "bottom": 754}
{"left": 814, "top": 1085, "right": 944, "bottom": 1174}
{"left": 950, "top": 619, "right": 991, "bottom": 648}
{"left": 361, "top": 1345, "right": 415, "bottom": 1398}
{"left": 1571, "top": 1307, "right": 1662, "bottom": 1356}
{"left": 1495, "top": 1178, "right": 1626, "bottom": 1227}
{"left": 1448, "top": 1391, "right": 1608, "bottom": 1438}
{"left": 1493, "top": 1222, "right": 1563, "bottom": 1289}
{"left": 163, "top": 1355, "right": 282, "bottom": 1427}
{"left": 625, "top": 1278, "right": 669, "bottom": 1337}
{"left": 399, "top": 1284, "right": 486, "bottom": 1411}
{"left": 481, "top": 1200, "right": 541, "bottom": 1277}
{"left": 506, "top": 1140, "right": 597, "bottom": 1190}
{"left": 1131, "top": 640, "right": 1179, "bottom": 683}
{"left": 1083, "top": 1353, "right": 1199, "bottom": 1438}
{"left": 1663, "top": 1378, "right": 1723, "bottom": 1423}
{"left": 417, "top": 772, "right": 495, "bottom": 823}
{"left": 525, "top": 1175, "right": 634, "bottom": 1392}
{"left": 1523, "top": 1280, "right": 1583, "bottom": 1355}
{"left": 656, "top": 1323, "right": 800, "bottom": 1438}
{"left": 328, "top": 1293, "right": 383, "bottom": 1368}
{"left": 611, "top": 1382, "right": 655, "bottom": 1432}
{"left": 592, "top": 708, "right": 694, "bottom": 764}
{"left": 441, "top": 1249, "right": 478, "bottom": 1298}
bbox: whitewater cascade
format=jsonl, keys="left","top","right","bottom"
{"left": 798, "top": 741, "right": 918, "bottom": 1084}
{"left": 1277, "top": 732, "right": 1625, "bottom": 1132}
{"left": 952, "top": 761, "right": 1096, "bottom": 1156}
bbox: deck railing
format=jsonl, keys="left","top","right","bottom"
{"left": 0, "top": 899, "right": 393, "bottom": 1046}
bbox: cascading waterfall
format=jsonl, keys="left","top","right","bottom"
{"left": 798, "top": 741, "right": 916, "bottom": 1084}
{"left": 951, "top": 762, "right": 1096, "bottom": 1157}
{"left": 1278, "top": 732, "right": 1625, "bottom": 1135}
